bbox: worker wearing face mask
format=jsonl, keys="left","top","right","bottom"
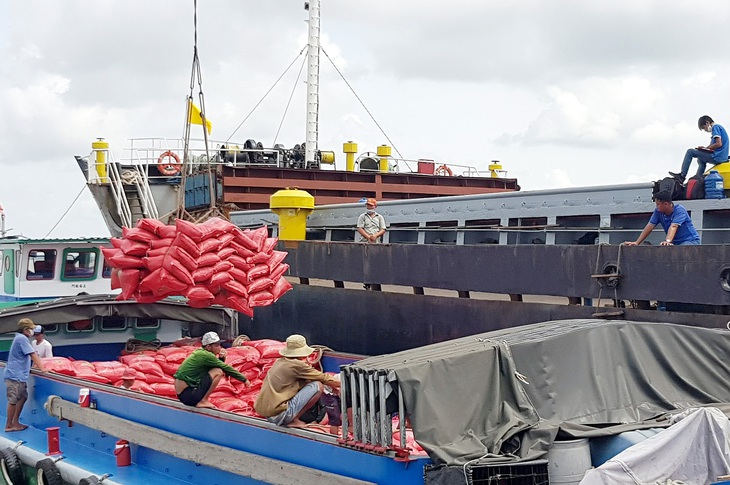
{"left": 356, "top": 198, "right": 386, "bottom": 243}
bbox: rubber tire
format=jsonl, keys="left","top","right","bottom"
{"left": 0, "top": 448, "right": 24, "bottom": 485}
{"left": 79, "top": 477, "right": 101, "bottom": 485}
{"left": 36, "top": 458, "right": 63, "bottom": 485}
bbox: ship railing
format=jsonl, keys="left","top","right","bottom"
{"left": 105, "top": 158, "right": 134, "bottom": 229}
{"left": 340, "top": 366, "right": 410, "bottom": 457}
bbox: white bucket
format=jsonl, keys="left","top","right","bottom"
{"left": 547, "top": 438, "right": 592, "bottom": 484}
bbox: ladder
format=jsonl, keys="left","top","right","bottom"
{"left": 590, "top": 244, "right": 625, "bottom": 318}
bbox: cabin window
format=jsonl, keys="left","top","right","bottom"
{"left": 26, "top": 250, "right": 57, "bottom": 280}
{"left": 134, "top": 317, "right": 160, "bottom": 329}
{"left": 66, "top": 319, "right": 94, "bottom": 333}
{"left": 101, "top": 260, "right": 112, "bottom": 278}
{"left": 61, "top": 249, "right": 98, "bottom": 281}
{"left": 43, "top": 323, "right": 59, "bottom": 334}
{"left": 96, "top": 315, "right": 127, "bottom": 331}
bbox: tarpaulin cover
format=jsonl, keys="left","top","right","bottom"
{"left": 351, "top": 319, "right": 730, "bottom": 466}
{"left": 581, "top": 407, "right": 730, "bottom": 485}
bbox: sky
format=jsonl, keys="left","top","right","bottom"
{"left": 1, "top": 0, "right": 730, "bottom": 238}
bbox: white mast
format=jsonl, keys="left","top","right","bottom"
{"left": 0, "top": 203, "right": 5, "bottom": 238}
{"left": 305, "top": 0, "right": 321, "bottom": 167}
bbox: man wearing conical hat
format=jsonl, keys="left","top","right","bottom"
{"left": 255, "top": 334, "right": 340, "bottom": 428}
{"left": 4, "top": 318, "right": 46, "bottom": 432}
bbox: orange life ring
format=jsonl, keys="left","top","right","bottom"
{"left": 435, "top": 164, "right": 453, "bottom": 176}
{"left": 157, "top": 151, "right": 181, "bottom": 176}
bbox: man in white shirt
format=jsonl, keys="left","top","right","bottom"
{"left": 32, "top": 326, "right": 53, "bottom": 359}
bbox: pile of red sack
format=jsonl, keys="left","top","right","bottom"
{"left": 101, "top": 218, "right": 292, "bottom": 316}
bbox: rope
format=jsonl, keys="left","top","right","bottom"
{"left": 227, "top": 47, "right": 307, "bottom": 143}
{"left": 124, "top": 338, "right": 162, "bottom": 353}
{"left": 232, "top": 334, "right": 251, "bottom": 347}
{"left": 43, "top": 184, "right": 87, "bottom": 238}
{"left": 273, "top": 54, "right": 307, "bottom": 146}
{"left": 321, "top": 47, "right": 404, "bottom": 160}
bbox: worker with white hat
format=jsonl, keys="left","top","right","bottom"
{"left": 174, "top": 332, "right": 250, "bottom": 408}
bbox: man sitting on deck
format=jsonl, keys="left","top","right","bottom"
{"left": 255, "top": 334, "right": 340, "bottom": 429}
{"left": 174, "top": 332, "right": 249, "bottom": 408}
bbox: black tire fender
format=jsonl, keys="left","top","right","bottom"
{"left": 0, "top": 447, "right": 24, "bottom": 485}
{"left": 36, "top": 457, "right": 63, "bottom": 485}
{"left": 79, "top": 477, "right": 101, "bottom": 485}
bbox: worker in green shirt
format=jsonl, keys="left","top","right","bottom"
{"left": 174, "top": 332, "right": 249, "bottom": 408}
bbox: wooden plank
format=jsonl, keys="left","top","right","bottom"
{"left": 45, "top": 396, "right": 374, "bottom": 485}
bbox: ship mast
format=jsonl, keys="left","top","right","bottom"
{"left": 305, "top": 0, "right": 321, "bottom": 167}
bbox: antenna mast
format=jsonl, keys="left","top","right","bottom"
{"left": 305, "top": 0, "right": 321, "bottom": 167}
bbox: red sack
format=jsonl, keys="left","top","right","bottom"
{"left": 101, "top": 246, "right": 120, "bottom": 262}
{"left": 199, "top": 217, "right": 238, "bottom": 238}
{"left": 192, "top": 266, "right": 215, "bottom": 284}
{"left": 146, "top": 246, "right": 169, "bottom": 258}
{"left": 187, "top": 285, "right": 215, "bottom": 301}
{"left": 266, "top": 251, "right": 288, "bottom": 271}
{"left": 262, "top": 237, "right": 278, "bottom": 254}
{"left": 158, "top": 360, "right": 180, "bottom": 376}
{"left": 136, "top": 218, "right": 167, "bottom": 235}
{"left": 269, "top": 263, "right": 289, "bottom": 282}
{"left": 213, "top": 397, "right": 249, "bottom": 413}
{"left": 209, "top": 271, "right": 233, "bottom": 287}
{"left": 130, "top": 381, "right": 156, "bottom": 394}
{"left": 246, "top": 252, "right": 271, "bottom": 265}
{"left": 249, "top": 226, "right": 268, "bottom": 251}
{"left": 42, "top": 357, "right": 76, "bottom": 376}
{"left": 175, "top": 218, "right": 206, "bottom": 242}
{"left": 228, "top": 255, "right": 254, "bottom": 272}
{"left": 120, "top": 238, "right": 150, "bottom": 257}
{"left": 157, "top": 346, "right": 191, "bottom": 363}
{"left": 212, "top": 261, "right": 233, "bottom": 274}
{"left": 110, "top": 238, "right": 124, "bottom": 249}
{"left": 142, "top": 255, "right": 165, "bottom": 271}
{"left": 119, "top": 353, "right": 156, "bottom": 366}
{"left": 250, "top": 339, "right": 286, "bottom": 359}
{"left": 242, "top": 367, "right": 261, "bottom": 381}
{"left": 199, "top": 237, "right": 223, "bottom": 254}
{"left": 167, "top": 246, "right": 198, "bottom": 272}
{"left": 226, "top": 294, "right": 254, "bottom": 317}
{"left": 197, "top": 253, "right": 221, "bottom": 268}
{"left": 246, "top": 264, "right": 270, "bottom": 283}
{"left": 222, "top": 280, "right": 248, "bottom": 298}
{"left": 234, "top": 231, "right": 258, "bottom": 251}
{"left": 229, "top": 267, "right": 248, "bottom": 283}
{"left": 149, "top": 237, "right": 174, "bottom": 250}
{"left": 93, "top": 361, "right": 127, "bottom": 382}
{"left": 139, "top": 268, "right": 188, "bottom": 295}
{"left": 78, "top": 373, "right": 112, "bottom": 385}
{"left": 249, "top": 290, "right": 274, "bottom": 308}
{"left": 129, "top": 360, "right": 166, "bottom": 380}
{"left": 122, "top": 226, "right": 158, "bottom": 244}
{"left": 230, "top": 241, "right": 256, "bottom": 259}
{"left": 149, "top": 382, "right": 178, "bottom": 397}
{"left": 158, "top": 225, "right": 177, "bottom": 239}
{"left": 218, "top": 246, "right": 237, "bottom": 260}
{"left": 109, "top": 252, "right": 146, "bottom": 270}
{"left": 248, "top": 277, "right": 274, "bottom": 294}
{"left": 131, "top": 290, "right": 165, "bottom": 304}
{"left": 226, "top": 346, "right": 261, "bottom": 370}
{"left": 218, "top": 233, "right": 236, "bottom": 248}
{"left": 171, "top": 232, "right": 201, "bottom": 257}
{"left": 162, "top": 258, "right": 195, "bottom": 287}
{"left": 110, "top": 268, "right": 122, "bottom": 290}
{"left": 119, "top": 268, "right": 142, "bottom": 300}
{"left": 271, "top": 277, "right": 293, "bottom": 302}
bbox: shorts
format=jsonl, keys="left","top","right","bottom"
{"left": 268, "top": 381, "right": 320, "bottom": 426}
{"left": 177, "top": 372, "right": 213, "bottom": 407}
{"left": 5, "top": 380, "right": 27, "bottom": 405}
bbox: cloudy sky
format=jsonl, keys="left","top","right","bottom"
{"left": 1, "top": 0, "right": 729, "bottom": 238}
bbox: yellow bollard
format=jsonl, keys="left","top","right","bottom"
{"left": 91, "top": 138, "right": 110, "bottom": 183}
{"left": 343, "top": 141, "right": 358, "bottom": 172}
{"left": 488, "top": 160, "right": 503, "bottom": 178}
{"left": 270, "top": 188, "right": 315, "bottom": 241}
{"left": 376, "top": 145, "right": 391, "bottom": 173}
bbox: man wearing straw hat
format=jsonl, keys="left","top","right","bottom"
{"left": 4, "top": 318, "right": 46, "bottom": 432}
{"left": 255, "top": 334, "right": 340, "bottom": 429}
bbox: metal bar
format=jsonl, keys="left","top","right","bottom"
{"left": 367, "top": 372, "right": 377, "bottom": 445}
{"left": 397, "top": 385, "right": 406, "bottom": 450}
{"left": 340, "top": 366, "right": 349, "bottom": 439}
{"left": 378, "top": 372, "right": 388, "bottom": 448}
{"left": 358, "top": 370, "right": 368, "bottom": 443}
{"left": 350, "top": 368, "right": 360, "bottom": 441}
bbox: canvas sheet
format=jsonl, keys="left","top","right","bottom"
{"left": 581, "top": 407, "right": 730, "bottom": 485}
{"left": 351, "top": 319, "right": 730, "bottom": 466}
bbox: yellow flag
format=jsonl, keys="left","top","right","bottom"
{"left": 188, "top": 100, "right": 212, "bottom": 135}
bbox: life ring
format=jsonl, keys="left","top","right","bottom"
{"left": 434, "top": 164, "right": 453, "bottom": 176}
{"left": 35, "top": 458, "right": 63, "bottom": 485}
{"left": 157, "top": 151, "right": 181, "bottom": 176}
{"left": 0, "top": 448, "right": 24, "bottom": 485}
